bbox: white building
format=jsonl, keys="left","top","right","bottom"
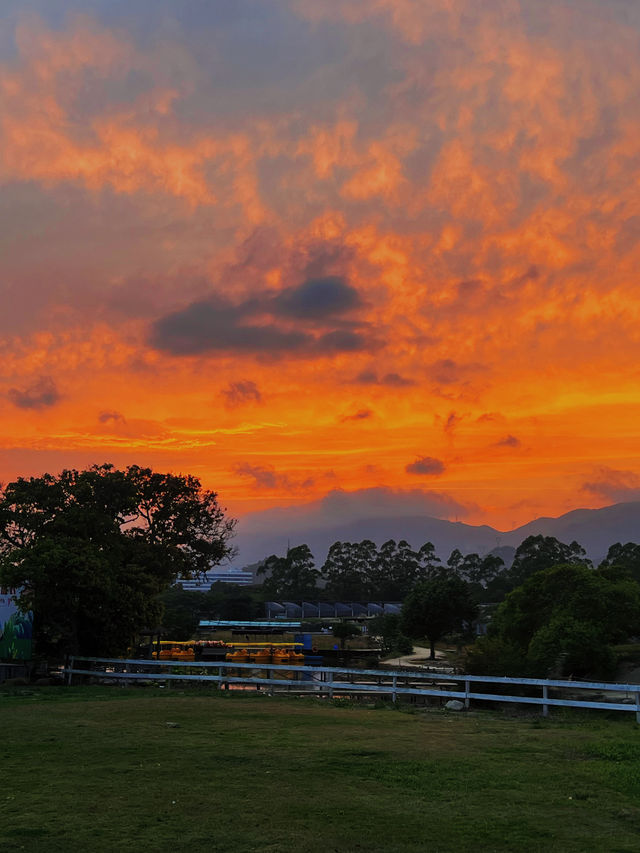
{"left": 176, "top": 568, "right": 254, "bottom": 591}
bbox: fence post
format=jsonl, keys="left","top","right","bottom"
{"left": 392, "top": 675, "right": 397, "bottom": 703}
{"left": 66, "top": 655, "right": 73, "bottom": 687}
{"left": 636, "top": 692, "right": 640, "bottom": 724}
{"left": 542, "top": 685, "right": 549, "bottom": 717}
{"left": 464, "top": 680, "right": 470, "bottom": 709}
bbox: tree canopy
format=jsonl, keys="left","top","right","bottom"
{"left": 258, "top": 544, "right": 320, "bottom": 600}
{"left": 0, "top": 464, "right": 236, "bottom": 659}
{"left": 470, "top": 562, "right": 640, "bottom": 678}
{"left": 401, "top": 576, "right": 477, "bottom": 659}
{"left": 507, "top": 535, "right": 591, "bottom": 587}
{"left": 599, "top": 542, "right": 640, "bottom": 583}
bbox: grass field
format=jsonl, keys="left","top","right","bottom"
{"left": 1, "top": 686, "right": 640, "bottom": 852}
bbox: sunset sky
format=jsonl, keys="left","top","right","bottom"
{"left": 2, "top": 0, "right": 640, "bottom": 536}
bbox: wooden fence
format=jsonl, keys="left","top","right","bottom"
{"left": 63, "top": 656, "right": 640, "bottom": 721}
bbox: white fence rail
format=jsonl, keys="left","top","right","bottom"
{"left": 64, "top": 656, "right": 640, "bottom": 721}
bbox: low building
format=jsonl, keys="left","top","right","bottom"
{"left": 177, "top": 568, "right": 254, "bottom": 591}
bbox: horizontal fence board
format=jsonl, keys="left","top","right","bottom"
{"left": 63, "top": 657, "right": 640, "bottom": 719}
{"left": 68, "top": 656, "right": 640, "bottom": 692}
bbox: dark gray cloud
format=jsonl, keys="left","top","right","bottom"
{"left": 443, "top": 411, "right": 463, "bottom": 434}
{"left": 582, "top": 468, "right": 640, "bottom": 503}
{"left": 354, "top": 369, "right": 415, "bottom": 387}
{"left": 342, "top": 408, "right": 374, "bottom": 422}
{"left": 150, "top": 276, "right": 374, "bottom": 358}
{"left": 274, "top": 276, "right": 361, "bottom": 319}
{"left": 150, "top": 297, "right": 309, "bottom": 356}
{"left": 233, "top": 462, "right": 314, "bottom": 492}
{"left": 8, "top": 376, "right": 60, "bottom": 410}
{"left": 405, "top": 456, "right": 445, "bottom": 476}
{"left": 477, "top": 412, "right": 506, "bottom": 423}
{"left": 495, "top": 435, "right": 521, "bottom": 448}
{"left": 317, "top": 329, "right": 369, "bottom": 353}
{"left": 98, "top": 410, "right": 126, "bottom": 423}
{"left": 221, "top": 380, "right": 262, "bottom": 408}
{"left": 429, "top": 359, "right": 485, "bottom": 385}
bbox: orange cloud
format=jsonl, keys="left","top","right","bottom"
{"left": 1, "top": 3, "right": 640, "bottom": 535}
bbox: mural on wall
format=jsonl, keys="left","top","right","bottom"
{"left": 0, "top": 589, "right": 32, "bottom": 661}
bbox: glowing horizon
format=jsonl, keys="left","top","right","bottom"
{"left": 2, "top": 0, "right": 640, "bottom": 532}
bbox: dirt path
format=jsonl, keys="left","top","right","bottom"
{"left": 382, "top": 645, "right": 449, "bottom": 669}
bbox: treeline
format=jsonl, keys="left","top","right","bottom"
{"left": 258, "top": 540, "right": 503, "bottom": 602}
{"left": 254, "top": 534, "right": 629, "bottom": 604}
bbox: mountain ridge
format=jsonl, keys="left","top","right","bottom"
{"left": 234, "top": 500, "right": 640, "bottom": 568}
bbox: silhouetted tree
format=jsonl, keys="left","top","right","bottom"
{"left": 506, "top": 535, "right": 591, "bottom": 590}
{"left": 258, "top": 544, "right": 319, "bottom": 599}
{"left": 321, "top": 540, "right": 377, "bottom": 599}
{"left": 401, "top": 576, "right": 477, "bottom": 659}
{"left": 0, "top": 464, "right": 236, "bottom": 659}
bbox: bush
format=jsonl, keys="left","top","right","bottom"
{"left": 396, "top": 635, "right": 414, "bottom": 655}
{"left": 527, "top": 616, "right": 617, "bottom": 679}
{"left": 465, "top": 636, "right": 526, "bottom": 677}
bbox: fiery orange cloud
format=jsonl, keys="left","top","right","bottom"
{"left": 1, "top": 1, "right": 640, "bottom": 543}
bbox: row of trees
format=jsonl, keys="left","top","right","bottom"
{"left": 259, "top": 540, "right": 505, "bottom": 602}
{"left": 256, "top": 534, "right": 635, "bottom": 605}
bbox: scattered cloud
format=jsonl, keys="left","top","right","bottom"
{"left": 221, "top": 380, "right": 262, "bottom": 408}
{"left": 7, "top": 377, "right": 60, "bottom": 410}
{"left": 477, "top": 412, "right": 506, "bottom": 423}
{"left": 99, "top": 411, "right": 126, "bottom": 424}
{"left": 341, "top": 408, "right": 374, "bottom": 422}
{"left": 443, "top": 411, "right": 464, "bottom": 435}
{"left": 233, "top": 462, "right": 314, "bottom": 492}
{"left": 405, "top": 456, "right": 445, "bottom": 476}
{"left": 429, "top": 360, "right": 485, "bottom": 386}
{"left": 494, "top": 435, "right": 521, "bottom": 448}
{"left": 354, "top": 369, "right": 415, "bottom": 387}
{"left": 582, "top": 468, "right": 640, "bottom": 503}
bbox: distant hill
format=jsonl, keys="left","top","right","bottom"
{"left": 234, "top": 500, "right": 640, "bottom": 568}
{"left": 500, "top": 502, "right": 640, "bottom": 565}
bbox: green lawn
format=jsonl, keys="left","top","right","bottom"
{"left": 1, "top": 686, "right": 640, "bottom": 852}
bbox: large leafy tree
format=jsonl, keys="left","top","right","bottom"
{"left": 401, "top": 576, "right": 477, "bottom": 659}
{"left": 0, "top": 464, "right": 236, "bottom": 659}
